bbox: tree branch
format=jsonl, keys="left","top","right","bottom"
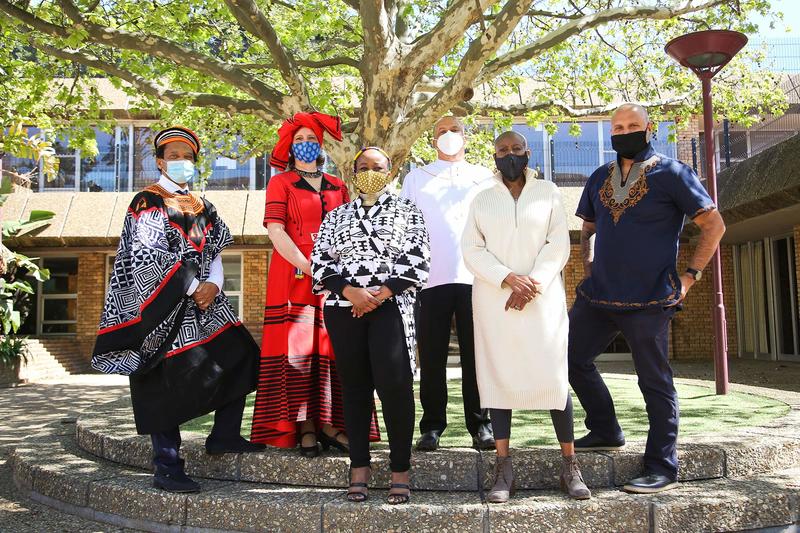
{"left": 395, "top": 0, "right": 534, "bottom": 145}
{"left": 478, "top": 0, "right": 730, "bottom": 83}
{"left": 222, "top": 0, "right": 309, "bottom": 106}
{"left": 460, "top": 94, "right": 692, "bottom": 117}
{"left": 0, "top": 0, "right": 70, "bottom": 38}
{"left": 0, "top": 0, "right": 294, "bottom": 116}
{"left": 403, "top": 0, "right": 497, "bottom": 89}
{"left": 238, "top": 57, "right": 361, "bottom": 70}
{"left": 360, "top": 0, "right": 395, "bottom": 66}
{"left": 27, "top": 38, "right": 279, "bottom": 120}
{"left": 483, "top": 7, "right": 584, "bottom": 21}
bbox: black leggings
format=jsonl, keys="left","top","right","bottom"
{"left": 324, "top": 301, "right": 415, "bottom": 472}
{"left": 490, "top": 395, "right": 574, "bottom": 443}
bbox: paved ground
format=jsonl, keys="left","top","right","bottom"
{"left": 0, "top": 374, "right": 131, "bottom": 532}
{"left": 0, "top": 359, "right": 798, "bottom": 532}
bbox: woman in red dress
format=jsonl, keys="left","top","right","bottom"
{"left": 251, "top": 112, "right": 379, "bottom": 456}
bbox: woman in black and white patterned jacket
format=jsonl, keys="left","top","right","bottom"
{"left": 311, "top": 147, "right": 430, "bottom": 505}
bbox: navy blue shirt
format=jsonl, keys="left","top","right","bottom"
{"left": 576, "top": 145, "right": 715, "bottom": 310}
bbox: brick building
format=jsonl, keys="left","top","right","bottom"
{"left": 3, "top": 105, "right": 800, "bottom": 364}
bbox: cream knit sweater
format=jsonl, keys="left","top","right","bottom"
{"left": 462, "top": 169, "right": 571, "bottom": 410}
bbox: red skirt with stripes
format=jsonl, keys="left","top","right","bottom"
{"left": 250, "top": 249, "right": 380, "bottom": 448}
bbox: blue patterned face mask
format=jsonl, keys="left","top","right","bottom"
{"left": 292, "top": 141, "right": 321, "bottom": 163}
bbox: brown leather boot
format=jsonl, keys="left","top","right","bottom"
{"left": 560, "top": 454, "right": 591, "bottom": 500}
{"left": 487, "top": 455, "right": 515, "bottom": 503}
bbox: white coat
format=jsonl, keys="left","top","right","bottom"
{"left": 461, "top": 169, "right": 571, "bottom": 410}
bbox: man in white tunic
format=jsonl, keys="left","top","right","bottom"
{"left": 400, "top": 116, "right": 496, "bottom": 451}
{"left": 462, "top": 130, "right": 590, "bottom": 503}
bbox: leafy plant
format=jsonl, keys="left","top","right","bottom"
{"left": 0, "top": 334, "right": 29, "bottom": 367}
{"left": 2, "top": 210, "right": 56, "bottom": 239}
{"left": 0, "top": 122, "right": 59, "bottom": 184}
{"left": 0, "top": 253, "right": 49, "bottom": 334}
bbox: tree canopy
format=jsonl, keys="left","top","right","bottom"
{"left": 0, "top": 0, "right": 789, "bottom": 175}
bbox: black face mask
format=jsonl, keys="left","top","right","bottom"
{"left": 494, "top": 153, "right": 529, "bottom": 182}
{"left": 611, "top": 130, "right": 650, "bottom": 160}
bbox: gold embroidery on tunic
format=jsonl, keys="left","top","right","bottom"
{"left": 599, "top": 158, "right": 659, "bottom": 224}
{"left": 144, "top": 184, "right": 205, "bottom": 215}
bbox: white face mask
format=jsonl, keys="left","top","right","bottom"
{"left": 165, "top": 160, "right": 195, "bottom": 183}
{"left": 436, "top": 131, "right": 465, "bottom": 156}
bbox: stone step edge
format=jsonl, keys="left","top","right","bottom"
{"left": 10, "top": 430, "right": 800, "bottom": 533}
{"left": 75, "top": 397, "right": 800, "bottom": 492}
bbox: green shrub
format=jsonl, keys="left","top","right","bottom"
{"left": 0, "top": 335, "right": 29, "bottom": 367}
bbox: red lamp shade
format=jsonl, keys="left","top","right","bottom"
{"left": 665, "top": 30, "right": 748, "bottom": 76}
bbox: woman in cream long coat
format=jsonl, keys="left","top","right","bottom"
{"left": 461, "top": 130, "right": 590, "bottom": 503}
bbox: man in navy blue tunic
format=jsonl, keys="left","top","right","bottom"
{"left": 569, "top": 103, "right": 726, "bottom": 494}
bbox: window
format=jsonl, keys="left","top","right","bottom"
{"left": 46, "top": 135, "right": 77, "bottom": 190}
{"left": 206, "top": 156, "right": 251, "bottom": 191}
{"left": 39, "top": 257, "right": 78, "bottom": 335}
{"left": 132, "top": 127, "right": 159, "bottom": 190}
{"left": 81, "top": 128, "right": 117, "bottom": 192}
{"left": 552, "top": 122, "right": 600, "bottom": 184}
{"left": 734, "top": 236, "right": 800, "bottom": 362}
{"left": 1, "top": 127, "right": 40, "bottom": 183}
{"left": 255, "top": 154, "right": 274, "bottom": 190}
{"left": 222, "top": 254, "right": 243, "bottom": 317}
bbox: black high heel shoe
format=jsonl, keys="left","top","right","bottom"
{"left": 347, "top": 465, "right": 371, "bottom": 503}
{"left": 299, "top": 431, "right": 321, "bottom": 458}
{"left": 319, "top": 430, "right": 349, "bottom": 453}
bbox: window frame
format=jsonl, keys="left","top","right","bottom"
{"left": 35, "top": 255, "right": 79, "bottom": 336}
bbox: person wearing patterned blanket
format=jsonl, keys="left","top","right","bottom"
{"left": 311, "top": 147, "right": 431, "bottom": 505}
{"left": 92, "top": 126, "right": 264, "bottom": 494}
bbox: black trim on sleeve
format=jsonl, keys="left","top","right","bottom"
{"left": 384, "top": 278, "right": 415, "bottom": 295}
{"left": 322, "top": 275, "right": 349, "bottom": 297}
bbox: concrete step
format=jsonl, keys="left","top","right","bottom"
{"left": 75, "top": 393, "right": 800, "bottom": 492}
{"left": 11, "top": 427, "right": 800, "bottom": 533}
{"left": 19, "top": 338, "right": 92, "bottom": 380}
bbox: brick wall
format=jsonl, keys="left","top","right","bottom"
{"left": 242, "top": 249, "right": 270, "bottom": 346}
{"left": 73, "top": 240, "right": 738, "bottom": 363}
{"left": 75, "top": 252, "right": 107, "bottom": 360}
{"left": 669, "top": 244, "right": 738, "bottom": 360}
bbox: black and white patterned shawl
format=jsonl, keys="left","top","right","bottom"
{"left": 311, "top": 191, "right": 430, "bottom": 373}
{"left": 92, "top": 188, "right": 240, "bottom": 375}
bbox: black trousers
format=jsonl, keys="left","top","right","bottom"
{"left": 490, "top": 395, "right": 575, "bottom": 443}
{"left": 151, "top": 394, "right": 246, "bottom": 476}
{"left": 567, "top": 295, "right": 679, "bottom": 479}
{"left": 417, "top": 283, "right": 489, "bottom": 435}
{"left": 324, "top": 301, "right": 415, "bottom": 472}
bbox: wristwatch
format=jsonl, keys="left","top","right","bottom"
{"left": 686, "top": 268, "right": 702, "bottom": 281}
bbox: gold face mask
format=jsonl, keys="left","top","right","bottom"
{"left": 354, "top": 169, "right": 391, "bottom": 195}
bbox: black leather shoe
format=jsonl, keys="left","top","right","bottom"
{"left": 415, "top": 430, "right": 442, "bottom": 451}
{"left": 574, "top": 432, "right": 626, "bottom": 451}
{"left": 623, "top": 473, "right": 678, "bottom": 494}
{"left": 471, "top": 424, "right": 496, "bottom": 450}
{"left": 153, "top": 471, "right": 201, "bottom": 493}
{"left": 205, "top": 436, "right": 266, "bottom": 455}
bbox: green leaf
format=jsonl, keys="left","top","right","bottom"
{"left": 27, "top": 210, "right": 55, "bottom": 222}
{"left": 0, "top": 176, "right": 13, "bottom": 195}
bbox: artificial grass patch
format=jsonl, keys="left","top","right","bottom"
{"left": 181, "top": 377, "right": 789, "bottom": 447}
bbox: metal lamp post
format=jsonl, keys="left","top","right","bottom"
{"left": 665, "top": 30, "right": 748, "bottom": 395}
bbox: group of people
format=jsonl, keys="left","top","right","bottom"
{"left": 92, "top": 102, "right": 725, "bottom": 505}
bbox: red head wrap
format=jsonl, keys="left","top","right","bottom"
{"left": 269, "top": 112, "right": 343, "bottom": 171}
